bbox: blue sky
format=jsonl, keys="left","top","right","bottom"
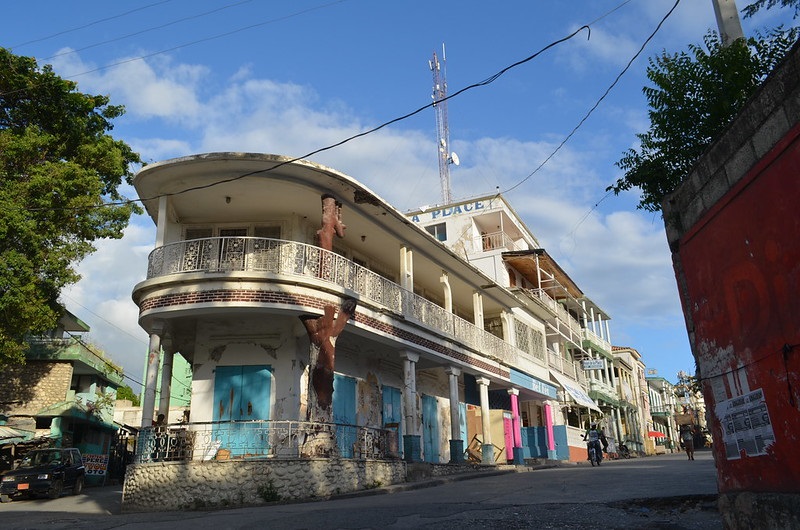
{"left": 4, "top": 1, "right": 795, "bottom": 391}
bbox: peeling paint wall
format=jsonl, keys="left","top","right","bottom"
{"left": 663, "top": 43, "right": 800, "bottom": 499}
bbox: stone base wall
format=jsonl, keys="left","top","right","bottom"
{"left": 718, "top": 492, "right": 800, "bottom": 530}
{"left": 121, "top": 458, "right": 406, "bottom": 512}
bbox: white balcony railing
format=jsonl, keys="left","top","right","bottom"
{"left": 146, "top": 237, "right": 519, "bottom": 366}
{"left": 474, "top": 231, "right": 526, "bottom": 252}
{"left": 524, "top": 288, "right": 583, "bottom": 336}
{"left": 583, "top": 327, "right": 611, "bottom": 353}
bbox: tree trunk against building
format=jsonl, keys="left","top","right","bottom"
{"left": 299, "top": 193, "right": 355, "bottom": 455}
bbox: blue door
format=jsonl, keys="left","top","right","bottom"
{"left": 422, "top": 394, "right": 440, "bottom": 462}
{"left": 212, "top": 365, "right": 272, "bottom": 456}
{"left": 333, "top": 374, "right": 357, "bottom": 457}
{"left": 382, "top": 386, "right": 403, "bottom": 457}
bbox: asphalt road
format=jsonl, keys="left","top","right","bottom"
{"left": 0, "top": 450, "right": 721, "bottom": 529}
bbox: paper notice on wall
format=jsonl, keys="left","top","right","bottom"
{"left": 83, "top": 454, "right": 109, "bottom": 475}
{"left": 715, "top": 388, "right": 775, "bottom": 460}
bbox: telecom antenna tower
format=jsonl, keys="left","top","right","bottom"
{"left": 429, "top": 44, "right": 459, "bottom": 205}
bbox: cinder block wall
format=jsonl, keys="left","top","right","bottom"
{"left": 0, "top": 361, "right": 72, "bottom": 415}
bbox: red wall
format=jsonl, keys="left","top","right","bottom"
{"left": 677, "top": 124, "right": 800, "bottom": 493}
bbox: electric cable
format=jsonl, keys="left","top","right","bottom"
{"left": 11, "top": 22, "right": 594, "bottom": 213}
{"left": 501, "top": 0, "right": 681, "bottom": 195}
{"left": 9, "top": 0, "right": 176, "bottom": 50}
{"left": 42, "top": 0, "right": 255, "bottom": 62}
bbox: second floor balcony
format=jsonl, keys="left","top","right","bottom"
{"left": 144, "top": 236, "right": 523, "bottom": 368}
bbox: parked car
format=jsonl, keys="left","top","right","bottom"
{"left": 0, "top": 447, "right": 85, "bottom": 502}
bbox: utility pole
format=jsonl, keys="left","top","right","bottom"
{"left": 712, "top": 0, "right": 745, "bottom": 46}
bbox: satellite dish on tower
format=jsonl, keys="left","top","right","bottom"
{"left": 449, "top": 152, "right": 460, "bottom": 166}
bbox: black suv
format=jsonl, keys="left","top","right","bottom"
{"left": 0, "top": 448, "right": 85, "bottom": 502}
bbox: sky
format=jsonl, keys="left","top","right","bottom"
{"left": 3, "top": 0, "right": 796, "bottom": 392}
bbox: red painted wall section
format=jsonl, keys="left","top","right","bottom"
{"left": 677, "top": 126, "right": 800, "bottom": 493}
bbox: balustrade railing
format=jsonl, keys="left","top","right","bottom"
{"left": 134, "top": 420, "right": 398, "bottom": 463}
{"left": 146, "top": 237, "right": 519, "bottom": 365}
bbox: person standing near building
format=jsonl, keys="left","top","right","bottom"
{"left": 681, "top": 425, "right": 695, "bottom": 460}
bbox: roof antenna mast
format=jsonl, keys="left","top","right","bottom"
{"left": 429, "top": 43, "right": 459, "bottom": 205}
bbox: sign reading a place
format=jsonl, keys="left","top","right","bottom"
{"left": 581, "top": 359, "right": 605, "bottom": 370}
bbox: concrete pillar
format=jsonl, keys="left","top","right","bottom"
{"left": 155, "top": 195, "right": 168, "bottom": 247}
{"left": 400, "top": 351, "right": 421, "bottom": 462}
{"left": 141, "top": 322, "right": 164, "bottom": 428}
{"left": 400, "top": 245, "right": 413, "bottom": 291}
{"left": 508, "top": 388, "right": 524, "bottom": 464}
{"left": 712, "top": 0, "right": 745, "bottom": 46}
{"left": 440, "top": 271, "right": 452, "bottom": 313}
{"left": 472, "top": 291, "right": 484, "bottom": 330}
{"left": 477, "top": 377, "right": 493, "bottom": 464}
{"left": 157, "top": 345, "right": 174, "bottom": 419}
{"left": 544, "top": 401, "right": 557, "bottom": 460}
{"left": 446, "top": 366, "right": 463, "bottom": 463}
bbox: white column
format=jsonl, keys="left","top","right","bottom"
{"left": 446, "top": 367, "right": 461, "bottom": 440}
{"left": 477, "top": 377, "right": 493, "bottom": 463}
{"left": 141, "top": 321, "right": 164, "bottom": 428}
{"left": 156, "top": 195, "right": 168, "bottom": 247}
{"left": 400, "top": 245, "right": 413, "bottom": 291}
{"left": 157, "top": 345, "right": 174, "bottom": 418}
{"left": 401, "top": 352, "right": 419, "bottom": 436}
{"left": 712, "top": 0, "right": 744, "bottom": 46}
{"left": 440, "top": 271, "right": 452, "bottom": 313}
{"left": 472, "top": 291, "right": 484, "bottom": 330}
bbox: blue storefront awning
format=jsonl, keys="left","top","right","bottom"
{"left": 510, "top": 368, "right": 558, "bottom": 399}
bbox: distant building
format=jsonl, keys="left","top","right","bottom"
{"left": 0, "top": 310, "right": 123, "bottom": 480}
{"left": 646, "top": 376, "right": 679, "bottom": 453}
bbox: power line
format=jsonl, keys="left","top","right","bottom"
{"left": 43, "top": 0, "right": 255, "bottom": 62}
{"left": 60, "top": 295, "right": 193, "bottom": 392}
{"left": 15, "top": 22, "right": 594, "bottom": 214}
{"left": 10, "top": 0, "right": 176, "bottom": 50}
{"left": 502, "top": 0, "right": 681, "bottom": 196}
{"left": 40, "top": 0, "right": 350, "bottom": 82}
{"left": 0, "top": 0, "right": 351, "bottom": 100}
{"left": 7, "top": 0, "right": 666, "bottom": 220}
{"left": 62, "top": 294, "right": 149, "bottom": 346}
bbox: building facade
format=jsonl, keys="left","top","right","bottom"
{"left": 0, "top": 311, "right": 123, "bottom": 481}
{"left": 647, "top": 376, "right": 679, "bottom": 453}
{"left": 130, "top": 153, "right": 620, "bottom": 471}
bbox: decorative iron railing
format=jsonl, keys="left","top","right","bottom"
{"left": 145, "top": 237, "right": 519, "bottom": 365}
{"left": 134, "top": 420, "right": 399, "bottom": 463}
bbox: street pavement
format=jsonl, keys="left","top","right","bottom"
{"left": 0, "top": 450, "right": 721, "bottom": 529}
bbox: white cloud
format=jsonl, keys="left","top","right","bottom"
{"left": 61, "top": 220, "right": 154, "bottom": 389}
{"left": 50, "top": 49, "right": 207, "bottom": 122}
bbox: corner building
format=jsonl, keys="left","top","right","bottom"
{"left": 132, "top": 153, "right": 608, "bottom": 469}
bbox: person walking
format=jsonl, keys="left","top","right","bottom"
{"left": 681, "top": 425, "right": 695, "bottom": 460}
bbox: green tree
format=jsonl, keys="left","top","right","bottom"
{"left": 742, "top": 0, "right": 800, "bottom": 18}
{"left": 0, "top": 48, "right": 140, "bottom": 366}
{"left": 607, "top": 28, "right": 798, "bottom": 212}
{"left": 116, "top": 385, "right": 141, "bottom": 406}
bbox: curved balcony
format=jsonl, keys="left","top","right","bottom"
{"left": 145, "top": 237, "right": 520, "bottom": 367}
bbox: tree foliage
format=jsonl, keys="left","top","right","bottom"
{"left": 116, "top": 385, "right": 141, "bottom": 406}
{"left": 0, "top": 48, "right": 140, "bottom": 366}
{"left": 742, "top": 0, "right": 800, "bottom": 18}
{"left": 607, "top": 28, "right": 798, "bottom": 212}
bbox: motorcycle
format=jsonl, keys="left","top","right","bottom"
{"left": 587, "top": 439, "right": 603, "bottom": 466}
